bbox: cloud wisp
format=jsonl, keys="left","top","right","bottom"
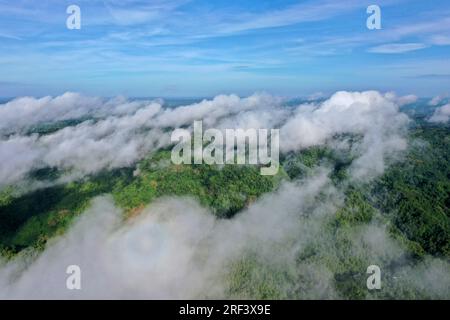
{"left": 429, "top": 103, "right": 450, "bottom": 123}
{"left": 368, "top": 43, "right": 428, "bottom": 54}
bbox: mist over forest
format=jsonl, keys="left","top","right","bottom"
{"left": 0, "top": 91, "right": 449, "bottom": 299}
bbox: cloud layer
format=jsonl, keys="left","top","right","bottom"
{"left": 0, "top": 90, "right": 411, "bottom": 188}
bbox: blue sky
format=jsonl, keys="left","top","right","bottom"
{"left": 0, "top": 0, "right": 449, "bottom": 97}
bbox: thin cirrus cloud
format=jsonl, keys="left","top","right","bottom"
{"left": 199, "top": 0, "right": 368, "bottom": 36}
{"left": 368, "top": 43, "right": 428, "bottom": 54}
{"left": 429, "top": 35, "right": 450, "bottom": 45}
{"left": 102, "top": 0, "right": 190, "bottom": 26}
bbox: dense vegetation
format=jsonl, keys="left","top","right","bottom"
{"left": 0, "top": 169, "right": 133, "bottom": 255}
{"left": 0, "top": 150, "right": 285, "bottom": 255}
{"left": 372, "top": 124, "right": 450, "bottom": 258}
{"left": 112, "top": 150, "right": 287, "bottom": 218}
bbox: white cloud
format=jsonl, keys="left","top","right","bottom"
{"left": 0, "top": 93, "right": 283, "bottom": 187}
{"left": 104, "top": 0, "right": 188, "bottom": 26}
{"left": 368, "top": 43, "right": 428, "bottom": 54}
{"left": 0, "top": 92, "right": 161, "bottom": 134}
{"left": 280, "top": 91, "right": 409, "bottom": 179}
{"left": 430, "top": 35, "right": 450, "bottom": 46}
{"left": 428, "top": 94, "right": 447, "bottom": 106}
{"left": 0, "top": 135, "right": 41, "bottom": 186}
{"left": 0, "top": 90, "right": 412, "bottom": 188}
{"left": 429, "top": 104, "right": 450, "bottom": 123}
{"left": 214, "top": 0, "right": 363, "bottom": 35}
{"left": 386, "top": 93, "right": 418, "bottom": 106}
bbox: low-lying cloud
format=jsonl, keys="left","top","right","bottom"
{"left": 1, "top": 174, "right": 448, "bottom": 299}
{"left": 0, "top": 90, "right": 412, "bottom": 188}
{"left": 429, "top": 103, "right": 450, "bottom": 123}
